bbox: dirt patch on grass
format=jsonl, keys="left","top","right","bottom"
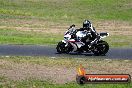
{"left": 0, "top": 59, "right": 76, "bottom": 84}
{"left": 0, "top": 58, "right": 132, "bottom": 84}
{"left": 0, "top": 19, "right": 132, "bottom": 35}
{"left": 95, "top": 20, "right": 132, "bottom": 36}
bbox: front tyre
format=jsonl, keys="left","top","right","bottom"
{"left": 56, "top": 41, "right": 70, "bottom": 53}
{"left": 92, "top": 41, "right": 109, "bottom": 56}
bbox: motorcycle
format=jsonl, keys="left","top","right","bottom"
{"left": 56, "top": 28, "right": 109, "bottom": 56}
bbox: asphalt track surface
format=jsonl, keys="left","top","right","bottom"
{"left": 0, "top": 45, "right": 132, "bottom": 59}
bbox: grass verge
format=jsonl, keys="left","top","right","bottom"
{"left": 0, "top": 29, "right": 63, "bottom": 45}
{"left": 0, "top": 0, "right": 132, "bottom": 22}
{"left": 0, "top": 77, "right": 132, "bottom": 88}
{"left": 0, "top": 0, "right": 132, "bottom": 47}
{"left": 0, "top": 56, "right": 132, "bottom": 85}
{"left": 0, "top": 29, "right": 132, "bottom": 47}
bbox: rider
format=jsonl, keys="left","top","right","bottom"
{"left": 78, "top": 20, "right": 100, "bottom": 48}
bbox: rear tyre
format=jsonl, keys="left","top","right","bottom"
{"left": 92, "top": 41, "right": 109, "bottom": 56}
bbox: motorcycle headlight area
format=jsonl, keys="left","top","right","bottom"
{"left": 64, "top": 34, "right": 71, "bottom": 40}
{"left": 64, "top": 37, "right": 70, "bottom": 40}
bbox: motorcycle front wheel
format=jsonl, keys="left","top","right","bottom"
{"left": 56, "top": 41, "right": 70, "bottom": 53}
{"left": 92, "top": 41, "right": 109, "bottom": 56}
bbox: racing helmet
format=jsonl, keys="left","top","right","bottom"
{"left": 83, "top": 20, "right": 91, "bottom": 28}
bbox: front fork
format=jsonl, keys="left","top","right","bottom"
{"left": 61, "top": 40, "right": 77, "bottom": 52}
{"left": 61, "top": 40, "right": 68, "bottom": 47}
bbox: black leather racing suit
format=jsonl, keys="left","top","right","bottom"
{"left": 77, "top": 26, "right": 100, "bottom": 47}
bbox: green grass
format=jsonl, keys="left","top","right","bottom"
{"left": 0, "top": 29, "right": 131, "bottom": 47}
{"left": 0, "top": 76, "right": 132, "bottom": 88}
{"left": 0, "top": 56, "right": 132, "bottom": 88}
{"left": 1, "top": 56, "right": 131, "bottom": 66}
{"left": 104, "top": 35, "right": 132, "bottom": 48}
{"left": 0, "top": 29, "right": 62, "bottom": 45}
{"left": 0, "top": 0, "right": 131, "bottom": 47}
{"left": 0, "top": 0, "right": 132, "bottom": 23}
{"left": 0, "top": 56, "right": 132, "bottom": 87}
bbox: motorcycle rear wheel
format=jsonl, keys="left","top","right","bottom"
{"left": 92, "top": 41, "right": 109, "bottom": 56}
